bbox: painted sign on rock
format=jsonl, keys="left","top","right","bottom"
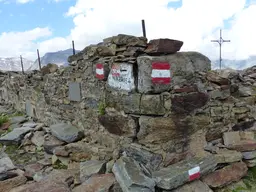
{"left": 108, "top": 63, "right": 135, "bottom": 91}
{"left": 188, "top": 166, "right": 200, "bottom": 181}
{"left": 151, "top": 62, "right": 171, "bottom": 84}
{"left": 96, "top": 63, "right": 104, "bottom": 80}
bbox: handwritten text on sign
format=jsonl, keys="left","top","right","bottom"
{"left": 151, "top": 62, "right": 171, "bottom": 84}
{"left": 108, "top": 63, "right": 135, "bottom": 91}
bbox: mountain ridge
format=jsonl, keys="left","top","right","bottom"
{"left": 1, "top": 49, "right": 255, "bottom": 71}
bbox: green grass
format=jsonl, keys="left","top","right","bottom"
{"left": 0, "top": 115, "right": 9, "bottom": 127}
{"left": 52, "top": 160, "right": 68, "bottom": 169}
{"left": 242, "top": 167, "right": 256, "bottom": 190}
{"left": 98, "top": 102, "right": 106, "bottom": 115}
{"left": 10, "top": 111, "right": 24, "bottom": 117}
{"left": 230, "top": 167, "right": 256, "bottom": 192}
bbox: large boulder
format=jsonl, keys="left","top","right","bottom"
{"left": 0, "top": 127, "right": 32, "bottom": 145}
{"left": 137, "top": 52, "right": 211, "bottom": 93}
{"left": 49, "top": 123, "right": 84, "bottom": 143}
{"left": 202, "top": 162, "right": 248, "bottom": 188}
{"left": 152, "top": 155, "right": 217, "bottom": 190}
{"left": 145, "top": 39, "right": 183, "bottom": 54}
{"left": 112, "top": 156, "right": 155, "bottom": 192}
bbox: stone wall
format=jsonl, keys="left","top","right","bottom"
{"left": 0, "top": 34, "right": 256, "bottom": 162}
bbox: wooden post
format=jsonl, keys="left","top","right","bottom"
{"left": 37, "top": 49, "right": 42, "bottom": 70}
{"left": 72, "top": 40, "right": 75, "bottom": 55}
{"left": 141, "top": 19, "right": 146, "bottom": 38}
{"left": 20, "top": 55, "right": 24, "bottom": 74}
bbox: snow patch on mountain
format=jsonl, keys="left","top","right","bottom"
{"left": 0, "top": 57, "right": 33, "bottom": 71}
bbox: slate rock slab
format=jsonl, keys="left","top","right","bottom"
{"left": 242, "top": 151, "right": 256, "bottom": 160}
{"left": 73, "top": 173, "right": 115, "bottom": 192}
{"left": 0, "top": 171, "right": 18, "bottom": 181}
{"left": 152, "top": 155, "right": 217, "bottom": 190}
{"left": 43, "top": 134, "right": 65, "bottom": 154}
{"left": 22, "top": 122, "right": 37, "bottom": 128}
{"left": 49, "top": 123, "right": 84, "bottom": 143}
{"left": 145, "top": 39, "right": 183, "bottom": 54}
{"left": 226, "top": 140, "right": 256, "bottom": 152}
{"left": 112, "top": 156, "right": 155, "bottom": 192}
{"left": 80, "top": 160, "right": 106, "bottom": 183}
{"left": 0, "top": 175, "right": 27, "bottom": 192}
{"left": 171, "top": 180, "right": 213, "bottom": 192}
{"left": 9, "top": 180, "right": 70, "bottom": 192}
{"left": 0, "top": 153, "right": 15, "bottom": 174}
{"left": 31, "top": 131, "right": 45, "bottom": 147}
{"left": 10, "top": 116, "right": 27, "bottom": 125}
{"left": 0, "top": 127, "right": 32, "bottom": 145}
{"left": 202, "top": 162, "right": 248, "bottom": 188}
{"left": 214, "top": 149, "right": 242, "bottom": 164}
{"left": 244, "top": 158, "right": 256, "bottom": 167}
{"left": 122, "top": 145, "right": 162, "bottom": 171}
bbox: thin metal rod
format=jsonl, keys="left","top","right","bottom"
{"left": 72, "top": 40, "right": 75, "bottom": 55}
{"left": 211, "top": 29, "right": 231, "bottom": 70}
{"left": 141, "top": 19, "right": 146, "bottom": 38}
{"left": 37, "top": 49, "right": 42, "bottom": 70}
{"left": 20, "top": 55, "right": 24, "bottom": 74}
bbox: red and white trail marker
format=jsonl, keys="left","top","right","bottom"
{"left": 151, "top": 62, "right": 171, "bottom": 84}
{"left": 188, "top": 166, "right": 200, "bottom": 181}
{"left": 96, "top": 63, "right": 104, "bottom": 80}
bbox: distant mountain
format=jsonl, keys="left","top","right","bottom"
{"left": 1, "top": 50, "right": 255, "bottom": 72}
{"left": 27, "top": 49, "right": 80, "bottom": 71}
{"left": 212, "top": 56, "right": 256, "bottom": 70}
{"left": 0, "top": 57, "right": 33, "bottom": 71}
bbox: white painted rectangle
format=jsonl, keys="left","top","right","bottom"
{"left": 151, "top": 69, "right": 171, "bottom": 78}
{"left": 96, "top": 68, "right": 104, "bottom": 75}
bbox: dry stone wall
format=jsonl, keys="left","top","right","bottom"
{"left": 0, "top": 34, "right": 256, "bottom": 159}
{"left": 0, "top": 34, "right": 256, "bottom": 191}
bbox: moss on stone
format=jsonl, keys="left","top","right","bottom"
{"left": 0, "top": 115, "right": 9, "bottom": 127}
{"left": 9, "top": 111, "right": 25, "bottom": 117}
{"left": 53, "top": 160, "right": 68, "bottom": 170}
{"left": 98, "top": 102, "right": 106, "bottom": 115}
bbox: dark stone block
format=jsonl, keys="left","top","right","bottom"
{"left": 145, "top": 39, "right": 183, "bottom": 55}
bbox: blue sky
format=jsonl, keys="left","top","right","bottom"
{"left": 0, "top": 0, "right": 74, "bottom": 37}
{"left": 0, "top": 0, "right": 255, "bottom": 61}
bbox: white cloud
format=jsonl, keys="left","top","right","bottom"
{"left": 0, "top": 0, "right": 255, "bottom": 64}
{"left": 16, "top": 0, "right": 34, "bottom": 3}
{"left": 64, "top": 0, "right": 254, "bottom": 61}
{"left": 0, "top": 27, "right": 51, "bottom": 59}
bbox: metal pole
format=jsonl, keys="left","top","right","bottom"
{"left": 211, "top": 29, "right": 230, "bottom": 70}
{"left": 37, "top": 49, "right": 42, "bottom": 70}
{"left": 72, "top": 40, "right": 75, "bottom": 55}
{"left": 219, "top": 30, "right": 222, "bottom": 70}
{"left": 20, "top": 55, "right": 24, "bottom": 74}
{"left": 141, "top": 19, "right": 146, "bottom": 38}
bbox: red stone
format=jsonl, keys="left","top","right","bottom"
{"left": 72, "top": 173, "right": 116, "bottom": 192}
{"left": 202, "top": 162, "right": 248, "bottom": 188}
{"left": 221, "top": 85, "right": 230, "bottom": 90}
{"left": 0, "top": 122, "right": 10, "bottom": 130}
{"left": 206, "top": 72, "right": 230, "bottom": 85}
{"left": 24, "top": 163, "right": 44, "bottom": 179}
{"left": 9, "top": 180, "right": 70, "bottom": 192}
{"left": 0, "top": 176, "right": 27, "bottom": 192}
{"left": 226, "top": 140, "right": 256, "bottom": 152}
{"left": 145, "top": 39, "right": 183, "bottom": 54}
{"left": 171, "top": 92, "right": 209, "bottom": 114}
{"left": 174, "top": 86, "right": 197, "bottom": 93}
